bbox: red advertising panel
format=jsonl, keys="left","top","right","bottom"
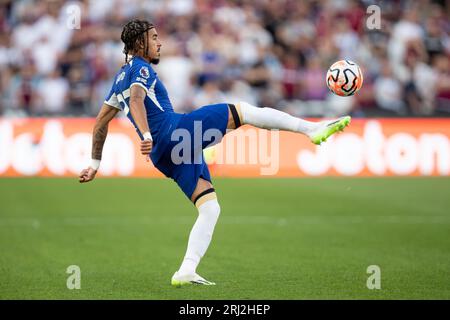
{"left": 0, "top": 118, "right": 448, "bottom": 177}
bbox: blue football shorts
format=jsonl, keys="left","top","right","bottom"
{"left": 153, "top": 103, "right": 232, "bottom": 199}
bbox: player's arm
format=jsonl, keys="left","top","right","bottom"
{"left": 79, "top": 104, "right": 119, "bottom": 183}
{"left": 129, "top": 84, "right": 152, "bottom": 158}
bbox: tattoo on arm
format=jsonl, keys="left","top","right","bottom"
{"left": 91, "top": 104, "right": 119, "bottom": 160}
{"left": 92, "top": 122, "right": 108, "bottom": 160}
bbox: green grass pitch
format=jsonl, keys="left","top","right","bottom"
{"left": 0, "top": 177, "right": 449, "bottom": 299}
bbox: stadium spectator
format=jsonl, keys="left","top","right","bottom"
{"left": 433, "top": 53, "right": 450, "bottom": 114}
{"left": 374, "top": 59, "right": 406, "bottom": 115}
{"left": 36, "top": 68, "right": 69, "bottom": 115}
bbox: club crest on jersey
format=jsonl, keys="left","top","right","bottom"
{"left": 140, "top": 66, "right": 150, "bottom": 79}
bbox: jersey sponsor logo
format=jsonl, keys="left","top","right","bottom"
{"left": 140, "top": 66, "right": 150, "bottom": 79}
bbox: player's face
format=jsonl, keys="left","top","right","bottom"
{"left": 147, "top": 28, "right": 161, "bottom": 64}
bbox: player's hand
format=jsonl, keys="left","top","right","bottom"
{"left": 79, "top": 167, "right": 97, "bottom": 183}
{"left": 140, "top": 139, "right": 152, "bottom": 162}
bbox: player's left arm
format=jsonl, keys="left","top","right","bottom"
{"left": 79, "top": 103, "right": 119, "bottom": 183}
{"left": 129, "top": 84, "right": 152, "bottom": 159}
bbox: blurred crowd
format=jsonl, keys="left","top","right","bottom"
{"left": 0, "top": 0, "right": 449, "bottom": 118}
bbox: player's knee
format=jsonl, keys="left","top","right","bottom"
{"left": 239, "top": 101, "right": 274, "bottom": 128}
{"left": 198, "top": 198, "right": 221, "bottom": 221}
{"left": 211, "top": 200, "right": 221, "bottom": 219}
{"left": 239, "top": 101, "right": 256, "bottom": 123}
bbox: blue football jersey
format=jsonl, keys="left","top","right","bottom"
{"left": 104, "top": 56, "right": 182, "bottom": 163}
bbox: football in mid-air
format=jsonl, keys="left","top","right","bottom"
{"left": 326, "top": 60, "right": 363, "bottom": 96}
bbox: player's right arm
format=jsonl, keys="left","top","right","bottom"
{"left": 79, "top": 103, "right": 119, "bottom": 183}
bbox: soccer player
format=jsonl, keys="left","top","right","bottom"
{"left": 78, "top": 19, "right": 351, "bottom": 286}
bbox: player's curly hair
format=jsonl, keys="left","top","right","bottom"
{"left": 121, "top": 19, "right": 154, "bottom": 63}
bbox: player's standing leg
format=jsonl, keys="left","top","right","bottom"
{"left": 171, "top": 178, "right": 220, "bottom": 286}
{"left": 171, "top": 108, "right": 241, "bottom": 287}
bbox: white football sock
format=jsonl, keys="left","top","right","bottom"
{"left": 178, "top": 196, "right": 221, "bottom": 275}
{"left": 239, "top": 101, "right": 318, "bottom": 135}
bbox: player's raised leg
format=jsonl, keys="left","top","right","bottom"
{"left": 227, "top": 101, "right": 351, "bottom": 145}
{"left": 171, "top": 178, "right": 219, "bottom": 287}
